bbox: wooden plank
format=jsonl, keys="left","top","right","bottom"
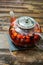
{"left": 0, "top": 8, "right": 30, "bottom": 13}
{"left": 0, "top": 0, "right": 43, "bottom": 6}
{"left": 0, "top": 9, "right": 43, "bottom": 18}
{"left": 35, "top": 19, "right": 43, "bottom": 23}
{"left": 0, "top": 3, "right": 43, "bottom": 8}
{"left": 0, "top": 4, "right": 42, "bottom": 11}
{"left": 0, "top": 8, "right": 42, "bottom": 13}
{"left": 0, "top": 0, "right": 43, "bottom": 2}
{"left": 0, "top": 7, "right": 42, "bottom": 13}
{"left": 0, "top": 8, "right": 42, "bottom": 14}
{"left": 0, "top": 15, "right": 43, "bottom": 20}
{"left": 41, "top": 27, "right": 43, "bottom": 32}
{"left": 25, "top": 0, "right": 43, "bottom": 1}
{"left": 0, "top": 16, "right": 43, "bottom": 20}
{"left": 0, "top": 5, "right": 28, "bottom": 9}
{"left": 0, "top": 13, "right": 42, "bottom": 18}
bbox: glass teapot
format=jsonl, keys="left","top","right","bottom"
{"left": 9, "top": 11, "right": 43, "bottom": 49}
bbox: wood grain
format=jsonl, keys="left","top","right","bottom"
{"left": 0, "top": 0, "right": 43, "bottom": 65}
{"left": 0, "top": 0, "right": 43, "bottom": 32}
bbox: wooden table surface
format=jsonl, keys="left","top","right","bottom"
{"left": 0, "top": 0, "right": 43, "bottom": 65}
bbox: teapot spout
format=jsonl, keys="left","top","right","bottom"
{"left": 10, "top": 11, "right": 16, "bottom": 23}
{"left": 10, "top": 11, "right": 14, "bottom": 17}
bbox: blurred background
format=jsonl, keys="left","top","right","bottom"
{"left": 0, "top": 0, "right": 43, "bottom": 32}
{"left": 0, "top": 0, "right": 43, "bottom": 65}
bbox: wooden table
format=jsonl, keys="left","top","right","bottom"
{"left": 0, "top": 0, "right": 43, "bottom": 65}
{"left": 0, "top": 32, "right": 43, "bottom": 65}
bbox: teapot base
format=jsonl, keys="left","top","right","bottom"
{"left": 12, "top": 41, "right": 35, "bottom": 50}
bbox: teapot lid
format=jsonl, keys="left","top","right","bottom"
{"left": 16, "top": 16, "right": 36, "bottom": 29}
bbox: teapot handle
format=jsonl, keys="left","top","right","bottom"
{"left": 34, "top": 32, "right": 43, "bottom": 50}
